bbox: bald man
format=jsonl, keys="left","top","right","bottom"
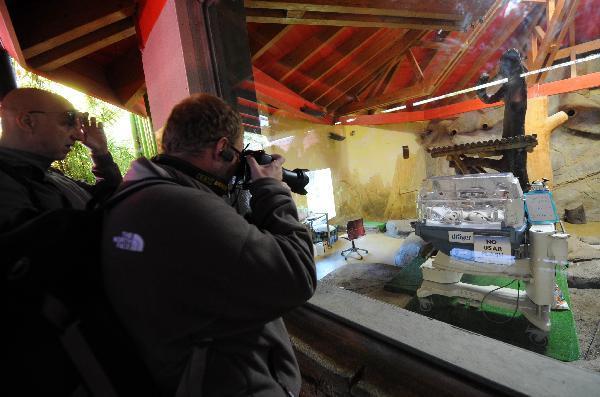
{"left": 0, "top": 87, "right": 122, "bottom": 232}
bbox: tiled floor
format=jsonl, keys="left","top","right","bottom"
{"left": 315, "top": 233, "right": 406, "bottom": 280}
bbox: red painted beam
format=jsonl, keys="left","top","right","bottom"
{"left": 339, "top": 72, "right": 600, "bottom": 125}
{"left": 136, "top": 0, "right": 168, "bottom": 48}
{"left": 252, "top": 66, "right": 331, "bottom": 124}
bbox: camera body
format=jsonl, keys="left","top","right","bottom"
{"left": 245, "top": 149, "right": 274, "bottom": 166}
{"left": 239, "top": 150, "right": 310, "bottom": 195}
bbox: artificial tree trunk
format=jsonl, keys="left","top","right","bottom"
{"left": 524, "top": 96, "right": 568, "bottom": 187}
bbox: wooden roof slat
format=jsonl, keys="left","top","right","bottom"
{"left": 251, "top": 25, "right": 294, "bottom": 62}
{"left": 276, "top": 26, "right": 341, "bottom": 81}
{"left": 334, "top": 0, "right": 506, "bottom": 115}
{"left": 245, "top": 9, "right": 463, "bottom": 30}
{"left": 252, "top": 66, "right": 331, "bottom": 123}
{"left": 307, "top": 29, "right": 403, "bottom": 103}
{"left": 326, "top": 30, "right": 425, "bottom": 110}
{"left": 366, "top": 56, "right": 402, "bottom": 99}
{"left": 335, "top": 0, "right": 505, "bottom": 115}
{"left": 453, "top": 4, "right": 539, "bottom": 91}
{"left": 407, "top": 49, "right": 424, "bottom": 80}
{"left": 18, "top": 0, "right": 135, "bottom": 59}
{"left": 381, "top": 57, "right": 413, "bottom": 96}
{"left": 356, "top": 69, "right": 385, "bottom": 101}
{"left": 44, "top": 58, "right": 119, "bottom": 106}
{"left": 555, "top": 38, "right": 600, "bottom": 59}
{"left": 535, "top": 0, "right": 581, "bottom": 82}
{"left": 28, "top": 18, "right": 136, "bottom": 72}
{"left": 414, "top": 40, "right": 451, "bottom": 50}
{"left": 426, "top": 0, "right": 507, "bottom": 95}
{"left": 106, "top": 46, "right": 145, "bottom": 108}
{"left": 244, "top": 0, "right": 464, "bottom": 21}
{"left": 296, "top": 27, "right": 381, "bottom": 95}
{"left": 352, "top": 62, "right": 388, "bottom": 101}
{"left": 569, "top": 23, "right": 576, "bottom": 77}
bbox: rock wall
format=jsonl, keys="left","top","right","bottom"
{"left": 551, "top": 89, "right": 600, "bottom": 221}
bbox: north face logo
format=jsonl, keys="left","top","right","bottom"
{"left": 113, "top": 231, "right": 144, "bottom": 252}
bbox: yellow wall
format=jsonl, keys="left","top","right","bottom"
{"left": 261, "top": 114, "right": 428, "bottom": 223}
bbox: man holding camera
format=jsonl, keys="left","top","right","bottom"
{"left": 102, "top": 94, "right": 316, "bottom": 396}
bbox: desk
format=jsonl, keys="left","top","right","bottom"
{"left": 305, "top": 212, "right": 336, "bottom": 248}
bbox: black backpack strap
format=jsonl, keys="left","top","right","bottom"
{"left": 174, "top": 345, "right": 211, "bottom": 397}
{"left": 42, "top": 294, "right": 119, "bottom": 397}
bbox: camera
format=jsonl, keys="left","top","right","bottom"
{"left": 238, "top": 150, "right": 310, "bottom": 195}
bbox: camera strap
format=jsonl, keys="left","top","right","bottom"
{"left": 152, "top": 155, "right": 229, "bottom": 196}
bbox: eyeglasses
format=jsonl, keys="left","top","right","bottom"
{"left": 229, "top": 144, "right": 245, "bottom": 158}
{"left": 28, "top": 110, "right": 80, "bottom": 128}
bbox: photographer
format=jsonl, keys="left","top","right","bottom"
{"left": 102, "top": 94, "right": 316, "bottom": 396}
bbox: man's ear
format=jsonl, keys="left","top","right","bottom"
{"left": 214, "top": 136, "right": 230, "bottom": 160}
{"left": 15, "top": 112, "right": 34, "bottom": 132}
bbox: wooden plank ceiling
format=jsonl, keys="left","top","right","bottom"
{"left": 1, "top": 0, "right": 598, "bottom": 122}
{"left": 2, "top": 0, "right": 146, "bottom": 115}
{"left": 247, "top": 0, "right": 600, "bottom": 121}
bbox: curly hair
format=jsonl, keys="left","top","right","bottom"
{"left": 161, "top": 94, "right": 242, "bottom": 155}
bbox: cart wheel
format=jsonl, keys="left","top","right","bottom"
{"left": 526, "top": 326, "right": 548, "bottom": 347}
{"left": 419, "top": 297, "right": 434, "bottom": 312}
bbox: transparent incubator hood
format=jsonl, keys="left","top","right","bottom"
{"left": 417, "top": 173, "right": 525, "bottom": 230}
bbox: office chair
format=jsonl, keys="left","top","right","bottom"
{"left": 341, "top": 218, "right": 368, "bottom": 260}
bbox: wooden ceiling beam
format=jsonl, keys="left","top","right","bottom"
{"left": 352, "top": 61, "right": 389, "bottom": 101}
{"left": 338, "top": 81, "right": 428, "bottom": 115}
{"left": 307, "top": 29, "right": 403, "bottom": 103}
{"left": 569, "top": 23, "right": 576, "bottom": 78}
{"left": 534, "top": 25, "right": 546, "bottom": 40}
{"left": 326, "top": 30, "right": 425, "bottom": 110}
{"left": 16, "top": 0, "right": 135, "bottom": 59}
{"left": 245, "top": 9, "right": 462, "bottom": 30}
{"left": 252, "top": 66, "right": 331, "bottom": 123}
{"left": 279, "top": 26, "right": 343, "bottom": 82}
{"left": 244, "top": 0, "right": 463, "bottom": 21}
{"left": 296, "top": 28, "right": 380, "bottom": 95}
{"left": 454, "top": 4, "right": 539, "bottom": 91}
{"left": 251, "top": 25, "right": 294, "bottom": 62}
{"left": 27, "top": 18, "right": 136, "bottom": 72}
{"left": 41, "top": 59, "right": 122, "bottom": 111}
{"left": 334, "top": 0, "right": 506, "bottom": 115}
{"left": 532, "top": 0, "right": 580, "bottom": 83}
{"left": 555, "top": 38, "right": 600, "bottom": 59}
{"left": 107, "top": 46, "right": 145, "bottom": 110}
{"left": 407, "top": 49, "right": 424, "bottom": 80}
{"left": 426, "top": 0, "right": 507, "bottom": 95}
{"left": 0, "top": 0, "right": 25, "bottom": 63}
{"left": 356, "top": 68, "right": 386, "bottom": 100}
{"left": 366, "top": 56, "right": 402, "bottom": 99}
{"left": 414, "top": 41, "right": 447, "bottom": 50}
{"left": 237, "top": 96, "right": 279, "bottom": 116}
{"left": 527, "top": 0, "right": 579, "bottom": 79}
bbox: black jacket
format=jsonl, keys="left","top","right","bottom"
{"left": 0, "top": 147, "right": 122, "bottom": 232}
{"left": 102, "top": 157, "right": 316, "bottom": 396}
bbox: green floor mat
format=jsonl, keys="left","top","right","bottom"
{"left": 386, "top": 258, "right": 580, "bottom": 361}
{"left": 364, "top": 221, "right": 386, "bottom": 232}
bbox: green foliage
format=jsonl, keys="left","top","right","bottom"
{"left": 53, "top": 142, "right": 94, "bottom": 183}
{"left": 52, "top": 140, "right": 135, "bottom": 184}
{"left": 106, "top": 139, "right": 135, "bottom": 176}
